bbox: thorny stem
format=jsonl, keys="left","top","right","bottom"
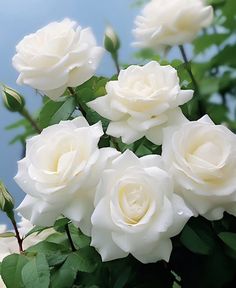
{"left": 21, "top": 108, "right": 42, "bottom": 134}
{"left": 68, "top": 87, "right": 87, "bottom": 118}
{"left": 178, "top": 45, "right": 206, "bottom": 117}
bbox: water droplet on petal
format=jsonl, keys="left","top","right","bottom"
{"left": 177, "top": 210, "right": 183, "bottom": 216}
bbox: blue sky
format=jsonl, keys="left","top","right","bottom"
{"left": 0, "top": 0, "right": 140, "bottom": 224}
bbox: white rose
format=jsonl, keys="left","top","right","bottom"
{"left": 15, "top": 117, "right": 119, "bottom": 235}
{"left": 12, "top": 18, "right": 104, "bottom": 101}
{"left": 162, "top": 115, "right": 236, "bottom": 220}
{"left": 88, "top": 61, "right": 193, "bottom": 145}
{"left": 133, "top": 0, "right": 213, "bottom": 51}
{"left": 91, "top": 150, "right": 193, "bottom": 263}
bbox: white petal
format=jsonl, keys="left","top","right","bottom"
{"left": 17, "top": 195, "right": 61, "bottom": 226}
{"left": 88, "top": 96, "right": 124, "bottom": 121}
{"left": 107, "top": 121, "right": 144, "bottom": 144}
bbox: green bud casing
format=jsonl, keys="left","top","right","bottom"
{"left": 104, "top": 26, "right": 120, "bottom": 55}
{"left": 2, "top": 85, "right": 25, "bottom": 112}
{"left": 0, "top": 181, "right": 14, "bottom": 220}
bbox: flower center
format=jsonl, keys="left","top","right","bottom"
{"left": 118, "top": 183, "right": 150, "bottom": 224}
{"left": 186, "top": 139, "right": 223, "bottom": 169}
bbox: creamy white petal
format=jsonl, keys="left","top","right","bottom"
{"left": 13, "top": 19, "right": 103, "bottom": 101}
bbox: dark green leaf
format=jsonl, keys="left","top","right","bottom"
{"left": 180, "top": 218, "right": 215, "bottom": 255}
{"left": 1, "top": 254, "right": 29, "bottom": 288}
{"left": 67, "top": 247, "right": 100, "bottom": 273}
{"left": 22, "top": 253, "right": 50, "bottom": 288}
{"left": 26, "top": 241, "right": 67, "bottom": 255}
{"left": 39, "top": 97, "right": 76, "bottom": 128}
{"left": 25, "top": 226, "right": 52, "bottom": 238}
{"left": 218, "top": 232, "right": 236, "bottom": 252}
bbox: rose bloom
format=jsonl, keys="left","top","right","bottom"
{"left": 133, "top": 0, "right": 213, "bottom": 51}
{"left": 12, "top": 18, "right": 103, "bottom": 100}
{"left": 15, "top": 117, "right": 118, "bottom": 235}
{"left": 88, "top": 61, "right": 193, "bottom": 145}
{"left": 162, "top": 115, "right": 236, "bottom": 220}
{"left": 91, "top": 150, "right": 192, "bottom": 263}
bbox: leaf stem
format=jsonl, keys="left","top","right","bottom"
{"left": 68, "top": 87, "right": 86, "bottom": 118}
{"left": 65, "top": 223, "right": 76, "bottom": 252}
{"left": 20, "top": 108, "right": 42, "bottom": 134}
{"left": 178, "top": 45, "right": 205, "bottom": 117}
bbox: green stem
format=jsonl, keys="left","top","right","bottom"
{"left": 112, "top": 52, "right": 120, "bottom": 74}
{"left": 21, "top": 108, "right": 42, "bottom": 134}
{"left": 68, "top": 87, "right": 87, "bottom": 118}
{"left": 178, "top": 45, "right": 205, "bottom": 117}
{"left": 65, "top": 224, "right": 76, "bottom": 252}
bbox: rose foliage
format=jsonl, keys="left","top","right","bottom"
{"left": 1, "top": 0, "right": 236, "bottom": 287}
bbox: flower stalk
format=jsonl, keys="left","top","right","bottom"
{"left": 68, "top": 87, "right": 87, "bottom": 118}
{"left": 11, "top": 218, "right": 24, "bottom": 253}
{"left": 0, "top": 182, "right": 23, "bottom": 253}
{"left": 65, "top": 223, "right": 76, "bottom": 252}
{"left": 20, "top": 108, "right": 42, "bottom": 134}
{"left": 104, "top": 25, "right": 121, "bottom": 74}
{"left": 111, "top": 52, "right": 120, "bottom": 74}
{"left": 178, "top": 45, "right": 205, "bottom": 117}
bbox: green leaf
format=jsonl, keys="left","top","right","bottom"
{"left": 25, "top": 226, "right": 52, "bottom": 238}
{"left": 26, "top": 241, "right": 68, "bottom": 266}
{"left": 113, "top": 266, "right": 132, "bottom": 288}
{"left": 199, "top": 77, "right": 220, "bottom": 96}
{"left": 48, "top": 251, "right": 69, "bottom": 267}
{"left": 50, "top": 257, "right": 76, "bottom": 288}
{"left": 193, "top": 33, "right": 229, "bottom": 54}
{"left": 0, "top": 232, "right": 15, "bottom": 238}
{"left": 22, "top": 253, "right": 50, "bottom": 288}
{"left": 44, "top": 232, "right": 68, "bottom": 246}
{"left": 26, "top": 241, "right": 67, "bottom": 254}
{"left": 212, "top": 45, "right": 236, "bottom": 69}
{"left": 1, "top": 254, "right": 29, "bottom": 288}
{"left": 53, "top": 217, "right": 70, "bottom": 233}
{"left": 69, "top": 224, "right": 91, "bottom": 249}
{"left": 218, "top": 232, "right": 236, "bottom": 252}
{"left": 180, "top": 218, "right": 215, "bottom": 255}
{"left": 39, "top": 97, "right": 76, "bottom": 128}
{"left": 50, "top": 247, "right": 100, "bottom": 288}
{"left": 67, "top": 247, "right": 100, "bottom": 273}
{"left": 206, "top": 104, "right": 228, "bottom": 124}
{"left": 201, "top": 245, "right": 236, "bottom": 288}
{"left": 5, "top": 118, "right": 27, "bottom": 130}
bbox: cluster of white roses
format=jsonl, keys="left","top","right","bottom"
{"left": 11, "top": 0, "right": 234, "bottom": 265}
